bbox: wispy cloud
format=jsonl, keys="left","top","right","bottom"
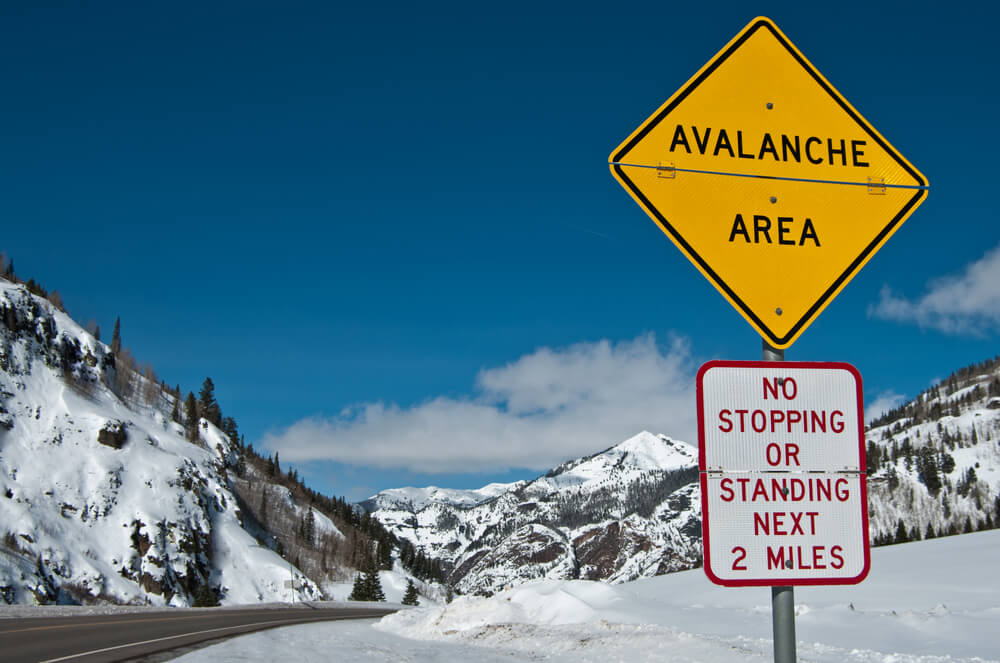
{"left": 864, "top": 390, "right": 906, "bottom": 426}
{"left": 262, "top": 334, "right": 697, "bottom": 474}
{"left": 869, "top": 243, "right": 1000, "bottom": 334}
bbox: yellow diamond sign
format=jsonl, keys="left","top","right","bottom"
{"left": 609, "top": 17, "right": 928, "bottom": 349}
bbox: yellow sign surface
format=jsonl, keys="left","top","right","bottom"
{"left": 609, "top": 17, "right": 927, "bottom": 348}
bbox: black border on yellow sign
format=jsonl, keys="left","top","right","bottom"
{"left": 610, "top": 18, "right": 928, "bottom": 348}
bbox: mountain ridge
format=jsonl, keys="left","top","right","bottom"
{"left": 364, "top": 431, "right": 703, "bottom": 595}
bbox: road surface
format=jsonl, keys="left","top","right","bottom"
{"left": 0, "top": 603, "right": 396, "bottom": 662}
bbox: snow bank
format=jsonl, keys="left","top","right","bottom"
{"left": 374, "top": 530, "right": 1000, "bottom": 662}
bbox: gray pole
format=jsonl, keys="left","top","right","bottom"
{"left": 763, "top": 339, "right": 796, "bottom": 663}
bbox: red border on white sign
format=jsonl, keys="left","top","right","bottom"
{"left": 697, "top": 360, "right": 870, "bottom": 587}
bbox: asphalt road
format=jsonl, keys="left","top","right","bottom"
{"left": 0, "top": 604, "right": 397, "bottom": 662}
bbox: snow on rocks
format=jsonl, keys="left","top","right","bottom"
{"left": 0, "top": 280, "right": 318, "bottom": 606}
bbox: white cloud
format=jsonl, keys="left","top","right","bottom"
{"left": 262, "top": 334, "right": 698, "bottom": 474}
{"left": 864, "top": 390, "right": 906, "bottom": 426}
{"left": 869, "top": 243, "right": 1000, "bottom": 334}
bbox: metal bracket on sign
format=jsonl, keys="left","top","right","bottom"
{"left": 867, "top": 177, "right": 886, "bottom": 195}
{"left": 656, "top": 162, "right": 676, "bottom": 179}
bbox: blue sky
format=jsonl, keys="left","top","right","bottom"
{"left": 2, "top": 1, "right": 998, "bottom": 501}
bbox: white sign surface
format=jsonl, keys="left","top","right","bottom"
{"left": 697, "top": 360, "right": 870, "bottom": 586}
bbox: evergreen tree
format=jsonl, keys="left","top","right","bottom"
{"left": 886, "top": 465, "right": 899, "bottom": 491}
{"left": 111, "top": 317, "right": 121, "bottom": 355}
{"left": 377, "top": 536, "right": 392, "bottom": 570}
{"left": 25, "top": 278, "right": 46, "bottom": 297}
{"left": 222, "top": 417, "right": 239, "bottom": 445}
{"left": 348, "top": 574, "right": 367, "bottom": 601}
{"left": 198, "top": 377, "right": 222, "bottom": 426}
{"left": 957, "top": 466, "right": 978, "bottom": 497}
{"left": 865, "top": 441, "right": 881, "bottom": 473}
{"left": 170, "top": 399, "right": 181, "bottom": 425}
{"left": 916, "top": 446, "right": 942, "bottom": 496}
{"left": 3, "top": 258, "right": 13, "bottom": 279}
{"left": 350, "top": 556, "right": 385, "bottom": 602}
{"left": 894, "top": 519, "right": 908, "bottom": 544}
{"left": 940, "top": 450, "right": 956, "bottom": 475}
{"left": 303, "top": 509, "right": 316, "bottom": 546}
{"left": 366, "top": 565, "right": 385, "bottom": 602}
{"left": 402, "top": 579, "right": 419, "bottom": 606}
{"left": 184, "top": 392, "right": 199, "bottom": 441}
{"left": 193, "top": 582, "right": 220, "bottom": 607}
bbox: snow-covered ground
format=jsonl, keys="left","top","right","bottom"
{"left": 174, "top": 529, "right": 1000, "bottom": 662}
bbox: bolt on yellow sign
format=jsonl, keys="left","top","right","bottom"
{"left": 609, "top": 16, "right": 928, "bottom": 349}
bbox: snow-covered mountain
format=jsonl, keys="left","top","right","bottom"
{"left": 0, "top": 279, "right": 321, "bottom": 605}
{"left": 363, "top": 431, "right": 702, "bottom": 596}
{"left": 364, "top": 482, "right": 526, "bottom": 514}
{"left": 366, "top": 360, "right": 1000, "bottom": 597}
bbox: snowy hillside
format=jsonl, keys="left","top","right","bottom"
{"left": 175, "top": 530, "right": 1000, "bottom": 662}
{"left": 0, "top": 280, "right": 320, "bottom": 605}
{"left": 864, "top": 358, "right": 1000, "bottom": 541}
{"left": 365, "top": 431, "right": 702, "bottom": 595}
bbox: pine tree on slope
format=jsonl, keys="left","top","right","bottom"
{"left": 184, "top": 392, "right": 199, "bottom": 442}
{"left": 351, "top": 557, "right": 385, "bottom": 602}
{"left": 111, "top": 317, "right": 121, "bottom": 355}
{"left": 348, "top": 573, "right": 367, "bottom": 601}
{"left": 366, "top": 565, "right": 385, "bottom": 602}
{"left": 402, "top": 579, "right": 420, "bottom": 606}
{"left": 198, "top": 377, "right": 222, "bottom": 427}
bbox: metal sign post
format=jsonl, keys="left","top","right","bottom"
{"left": 697, "top": 351, "right": 869, "bottom": 662}
{"left": 763, "top": 340, "right": 795, "bottom": 663}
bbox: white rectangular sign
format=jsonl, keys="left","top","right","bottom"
{"left": 697, "top": 360, "right": 870, "bottom": 587}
